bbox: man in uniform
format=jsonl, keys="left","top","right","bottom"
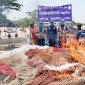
{"left": 60, "top": 19, "right": 65, "bottom": 32}
{"left": 36, "top": 21, "right": 45, "bottom": 46}
{"left": 47, "top": 21, "right": 57, "bottom": 47}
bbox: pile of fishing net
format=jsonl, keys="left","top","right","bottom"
{"left": 0, "top": 60, "right": 16, "bottom": 85}
{"left": 0, "top": 45, "right": 49, "bottom": 85}
{"left": 1, "top": 45, "right": 85, "bottom": 85}
{"left": 25, "top": 47, "right": 85, "bottom": 85}
{"left": 0, "top": 51, "right": 37, "bottom": 85}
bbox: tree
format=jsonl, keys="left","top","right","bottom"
{"left": 27, "top": 10, "right": 38, "bottom": 24}
{"left": 0, "top": 0, "right": 22, "bottom": 26}
{"left": 0, "top": 14, "right": 7, "bottom": 22}
{"left": 0, "top": 0, "right": 22, "bottom": 12}
{"left": 13, "top": 18, "right": 30, "bottom": 27}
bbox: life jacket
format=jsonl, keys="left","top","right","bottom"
{"left": 48, "top": 25, "right": 57, "bottom": 34}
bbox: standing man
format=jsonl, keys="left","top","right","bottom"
{"left": 44, "top": 27, "right": 48, "bottom": 45}
{"left": 15, "top": 33, "right": 18, "bottom": 38}
{"left": 47, "top": 21, "right": 57, "bottom": 47}
{"left": 36, "top": 21, "right": 45, "bottom": 46}
{"left": 8, "top": 33, "right": 11, "bottom": 47}
{"left": 0, "top": 29, "right": 1, "bottom": 35}
{"left": 65, "top": 23, "right": 69, "bottom": 32}
{"left": 8, "top": 33, "right": 11, "bottom": 39}
{"left": 60, "top": 19, "right": 65, "bottom": 32}
{"left": 76, "top": 24, "right": 83, "bottom": 40}
{"left": 0, "top": 29, "right": 1, "bottom": 39}
{"left": 30, "top": 23, "right": 37, "bottom": 45}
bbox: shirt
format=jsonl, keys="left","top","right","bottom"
{"left": 31, "top": 28, "right": 37, "bottom": 40}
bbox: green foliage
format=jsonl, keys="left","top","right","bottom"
{"left": 27, "top": 10, "right": 38, "bottom": 24}
{"left": 0, "top": 0, "right": 22, "bottom": 25}
{"left": 0, "top": 14, "right": 8, "bottom": 23}
{"left": 0, "top": 0, "right": 22, "bottom": 11}
{"left": 13, "top": 18, "right": 30, "bottom": 27}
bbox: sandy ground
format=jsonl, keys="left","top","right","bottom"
{"left": 0, "top": 27, "right": 30, "bottom": 39}
{"left": 0, "top": 27, "right": 31, "bottom": 46}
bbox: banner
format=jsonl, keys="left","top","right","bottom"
{"left": 38, "top": 4, "right": 72, "bottom": 22}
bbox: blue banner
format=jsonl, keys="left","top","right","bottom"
{"left": 38, "top": 4, "right": 72, "bottom": 22}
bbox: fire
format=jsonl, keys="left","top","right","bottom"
{"left": 26, "top": 33, "right": 85, "bottom": 85}
{"left": 60, "top": 33, "right": 85, "bottom": 66}
{"left": 45, "top": 63, "right": 82, "bottom": 80}
{"left": 60, "top": 35, "right": 79, "bottom": 49}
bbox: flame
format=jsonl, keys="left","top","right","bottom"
{"left": 26, "top": 34, "right": 85, "bottom": 84}
{"left": 60, "top": 33, "right": 85, "bottom": 66}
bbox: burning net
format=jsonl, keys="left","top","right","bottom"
{"left": 23, "top": 33, "right": 85, "bottom": 85}
{"left": 25, "top": 47, "right": 85, "bottom": 85}
{"left": 1, "top": 33, "right": 85, "bottom": 85}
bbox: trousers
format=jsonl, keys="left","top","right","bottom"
{"left": 49, "top": 39, "right": 56, "bottom": 47}
{"left": 32, "top": 39, "right": 37, "bottom": 45}
{"left": 37, "top": 38, "right": 45, "bottom": 46}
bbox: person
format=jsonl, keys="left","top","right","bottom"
{"left": 36, "top": 22, "right": 45, "bottom": 46}
{"left": 8, "top": 33, "right": 11, "bottom": 46}
{"left": 15, "top": 33, "right": 18, "bottom": 38}
{"left": 30, "top": 23, "right": 37, "bottom": 45}
{"left": 76, "top": 24, "right": 83, "bottom": 40}
{"left": 65, "top": 23, "right": 69, "bottom": 32}
{"left": 0, "top": 29, "right": 1, "bottom": 39}
{"left": 47, "top": 21, "right": 57, "bottom": 47}
{"left": 58, "top": 23, "right": 61, "bottom": 31}
{"left": 8, "top": 33, "right": 11, "bottom": 39}
{"left": 24, "top": 27, "right": 26, "bottom": 33}
{"left": 22, "top": 28, "right": 24, "bottom": 33}
{"left": 44, "top": 28, "right": 48, "bottom": 45}
{"left": 0, "top": 29, "right": 1, "bottom": 35}
{"left": 60, "top": 19, "right": 65, "bottom": 32}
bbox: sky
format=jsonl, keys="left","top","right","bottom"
{"left": 7, "top": 0, "right": 85, "bottom": 23}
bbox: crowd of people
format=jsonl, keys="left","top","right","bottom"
{"left": 0, "top": 20, "right": 84, "bottom": 47}
{"left": 30, "top": 20, "right": 84, "bottom": 47}
{"left": 30, "top": 20, "right": 69, "bottom": 47}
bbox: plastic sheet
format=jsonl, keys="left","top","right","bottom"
{"left": 0, "top": 45, "right": 49, "bottom": 59}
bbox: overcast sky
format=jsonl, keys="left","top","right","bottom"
{"left": 7, "top": 0, "right": 85, "bottom": 23}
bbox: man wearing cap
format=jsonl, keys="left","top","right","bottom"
{"left": 47, "top": 21, "right": 57, "bottom": 47}
{"left": 36, "top": 21, "right": 45, "bottom": 46}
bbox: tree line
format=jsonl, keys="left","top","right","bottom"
{"left": 13, "top": 10, "right": 38, "bottom": 27}
{"left": 0, "top": 0, "right": 22, "bottom": 27}
{"left": 0, "top": 1, "right": 83, "bottom": 28}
